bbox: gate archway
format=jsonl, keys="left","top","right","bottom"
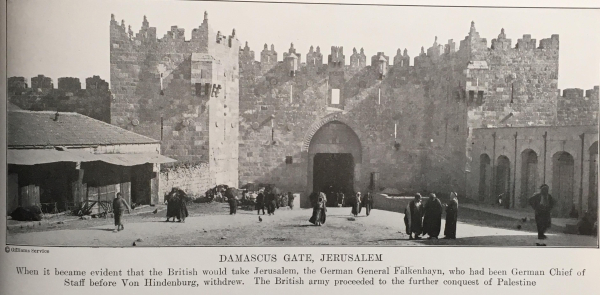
{"left": 307, "top": 121, "right": 362, "bottom": 207}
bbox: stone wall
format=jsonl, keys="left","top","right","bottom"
{"left": 7, "top": 75, "right": 112, "bottom": 123}
{"left": 159, "top": 163, "right": 211, "bottom": 202}
{"left": 109, "top": 13, "right": 240, "bottom": 187}
{"left": 238, "top": 33, "right": 471, "bottom": 201}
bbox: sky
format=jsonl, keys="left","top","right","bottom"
{"left": 6, "top": 0, "right": 600, "bottom": 90}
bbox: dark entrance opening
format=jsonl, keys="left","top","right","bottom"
{"left": 313, "top": 153, "right": 354, "bottom": 207}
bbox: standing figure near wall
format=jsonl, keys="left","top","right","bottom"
{"left": 266, "top": 191, "right": 277, "bottom": 215}
{"left": 404, "top": 193, "right": 424, "bottom": 240}
{"left": 338, "top": 191, "right": 345, "bottom": 207}
{"left": 363, "top": 192, "right": 374, "bottom": 216}
{"left": 113, "top": 192, "right": 131, "bottom": 232}
{"left": 226, "top": 187, "right": 238, "bottom": 215}
{"left": 443, "top": 192, "right": 459, "bottom": 239}
{"left": 165, "top": 188, "right": 189, "bottom": 222}
{"left": 309, "top": 192, "right": 327, "bottom": 226}
{"left": 287, "top": 192, "right": 295, "bottom": 209}
{"left": 422, "top": 193, "right": 443, "bottom": 239}
{"left": 528, "top": 184, "right": 555, "bottom": 240}
{"left": 351, "top": 192, "right": 362, "bottom": 217}
{"left": 256, "top": 190, "right": 266, "bottom": 215}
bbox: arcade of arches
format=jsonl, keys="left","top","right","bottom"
{"left": 470, "top": 126, "right": 598, "bottom": 218}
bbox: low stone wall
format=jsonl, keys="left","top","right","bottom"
{"left": 372, "top": 194, "right": 412, "bottom": 214}
{"left": 159, "top": 163, "right": 211, "bottom": 202}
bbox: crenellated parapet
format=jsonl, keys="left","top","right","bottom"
{"left": 57, "top": 77, "right": 82, "bottom": 92}
{"left": 31, "top": 74, "right": 54, "bottom": 90}
{"left": 239, "top": 41, "right": 256, "bottom": 66}
{"left": 306, "top": 45, "right": 323, "bottom": 68}
{"left": 350, "top": 47, "right": 367, "bottom": 68}
{"left": 557, "top": 86, "right": 599, "bottom": 126}
{"left": 491, "top": 28, "right": 511, "bottom": 50}
{"left": 328, "top": 46, "right": 345, "bottom": 67}
{"left": 260, "top": 43, "right": 278, "bottom": 71}
{"left": 110, "top": 12, "right": 238, "bottom": 54}
{"left": 283, "top": 43, "right": 301, "bottom": 75}
{"left": 371, "top": 52, "right": 389, "bottom": 78}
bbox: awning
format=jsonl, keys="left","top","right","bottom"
{"left": 8, "top": 149, "right": 176, "bottom": 166}
{"left": 97, "top": 153, "right": 176, "bottom": 166}
{"left": 8, "top": 149, "right": 100, "bottom": 165}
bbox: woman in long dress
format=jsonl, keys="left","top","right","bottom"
{"left": 351, "top": 192, "right": 362, "bottom": 216}
{"left": 443, "top": 192, "right": 458, "bottom": 239}
{"left": 309, "top": 192, "right": 327, "bottom": 226}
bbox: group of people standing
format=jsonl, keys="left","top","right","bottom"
{"left": 255, "top": 190, "right": 296, "bottom": 216}
{"left": 350, "top": 192, "right": 374, "bottom": 217}
{"left": 404, "top": 192, "right": 458, "bottom": 240}
{"left": 308, "top": 191, "right": 374, "bottom": 226}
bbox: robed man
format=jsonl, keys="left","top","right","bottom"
{"left": 266, "top": 192, "right": 277, "bottom": 215}
{"left": 256, "top": 191, "right": 265, "bottom": 215}
{"left": 351, "top": 192, "right": 362, "bottom": 216}
{"left": 422, "top": 193, "right": 443, "bottom": 239}
{"left": 443, "top": 192, "right": 459, "bottom": 239}
{"left": 528, "top": 184, "right": 555, "bottom": 240}
{"left": 363, "top": 192, "right": 374, "bottom": 216}
{"left": 404, "top": 193, "right": 424, "bottom": 239}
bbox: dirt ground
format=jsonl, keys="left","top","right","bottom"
{"left": 6, "top": 203, "right": 598, "bottom": 247}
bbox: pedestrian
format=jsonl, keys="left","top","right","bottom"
{"left": 112, "top": 192, "right": 131, "bottom": 232}
{"left": 404, "top": 193, "right": 424, "bottom": 239}
{"left": 309, "top": 192, "right": 327, "bottom": 226}
{"left": 266, "top": 191, "right": 277, "bottom": 215}
{"left": 338, "top": 191, "right": 345, "bottom": 207}
{"left": 351, "top": 192, "right": 362, "bottom": 217}
{"left": 364, "top": 192, "right": 374, "bottom": 216}
{"left": 281, "top": 193, "right": 288, "bottom": 209}
{"left": 422, "top": 193, "right": 443, "bottom": 239}
{"left": 287, "top": 192, "right": 295, "bottom": 209}
{"left": 443, "top": 192, "right": 459, "bottom": 239}
{"left": 165, "top": 188, "right": 189, "bottom": 222}
{"left": 256, "top": 190, "right": 265, "bottom": 215}
{"left": 528, "top": 184, "right": 555, "bottom": 240}
{"left": 226, "top": 188, "right": 238, "bottom": 215}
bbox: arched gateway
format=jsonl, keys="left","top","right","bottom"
{"left": 306, "top": 120, "right": 362, "bottom": 207}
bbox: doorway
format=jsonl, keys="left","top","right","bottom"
{"left": 313, "top": 153, "right": 354, "bottom": 207}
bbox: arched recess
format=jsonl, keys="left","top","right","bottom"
{"left": 478, "top": 154, "right": 491, "bottom": 202}
{"left": 552, "top": 151, "right": 575, "bottom": 216}
{"left": 307, "top": 120, "right": 362, "bottom": 207}
{"left": 495, "top": 155, "right": 511, "bottom": 208}
{"left": 520, "top": 149, "right": 538, "bottom": 207}
{"left": 588, "top": 142, "right": 598, "bottom": 213}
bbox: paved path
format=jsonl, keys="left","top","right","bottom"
{"left": 460, "top": 203, "right": 578, "bottom": 228}
{"left": 7, "top": 208, "right": 597, "bottom": 247}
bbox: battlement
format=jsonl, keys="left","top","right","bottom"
{"left": 560, "top": 87, "right": 600, "bottom": 99}
{"left": 58, "top": 77, "right": 82, "bottom": 92}
{"left": 328, "top": 46, "right": 345, "bottom": 67}
{"left": 8, "top": 75, "right": 109, "bottom": 92}
{"left": 110, "top": 12, "right": 238, "bottom": 51}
